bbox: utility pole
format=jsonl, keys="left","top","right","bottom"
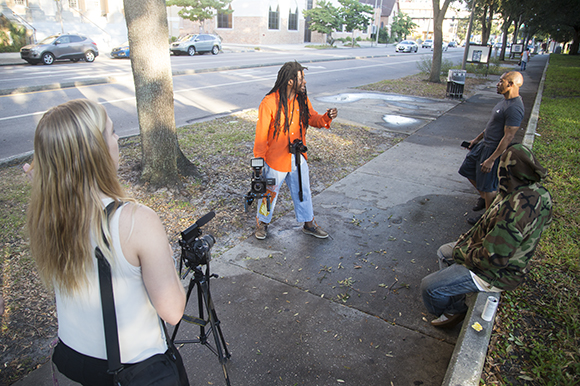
{"left": 461, "top": 3, "right": 475, "bottom": 70}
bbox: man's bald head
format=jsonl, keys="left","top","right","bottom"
{"left": 497, "top": 71, "right": 523, "bottom": 98}
{"left": 504, "top": 71, "right": 524, "bottom": 88}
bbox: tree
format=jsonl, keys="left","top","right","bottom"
{"left": 428, "top": 0, "right": 454, "bottom": 83}
{"left": 530, "top": 0, "right": 580, "bottom": 55}
{"left": 302, "top": 0, "right": 341, "bottom": 46}
{"left": 338, "top": 0, "right": 373, "bottom": 47}
{"left": 166, "top": 0, "right": 233, "bottom": 32}
{"left": 124, "top": 0, "right": 199, "bottom": 188}
{"left": 390, "top": 11, "right": 418, "bottom": 41}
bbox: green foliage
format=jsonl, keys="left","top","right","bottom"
{"left": 338, "top": 0, "right": 373, "bottom": 47}
{"left": 390, "top": 11, "right": 418, "bottom": 41}
{"left": 416, "top": 56, "right": 454, "bottom": 76}
{"left": 166, "top": 0, "right": 232, "bottom": 23}
{"left": 0, "top": 16, "right": 29, "bottom": 52}
{"left": 377, "top": 27, "right": 392, "bottom": 44}
{"left": 302, "top": 0, "right": 341, "bottom": 45}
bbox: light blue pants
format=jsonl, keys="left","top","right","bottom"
{"left": 256, "top": 154, "right": 314, "bottom": 224}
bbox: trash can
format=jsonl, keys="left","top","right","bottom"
{"left": 446, "top": 69, "right": 466, "bottom": 99}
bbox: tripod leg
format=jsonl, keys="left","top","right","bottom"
{"left": 200, "top": 279, "right": 231, "bottom": 386}
{"left": 172, "top": 276, "right": 197, "bottom": 342}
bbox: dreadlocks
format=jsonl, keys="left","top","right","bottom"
{"left": 267, "top": 61, "right": 310, "bottom": 140}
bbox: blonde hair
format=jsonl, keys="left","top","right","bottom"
{"left": 27, "top": 99, "right": 129, "bottom": 294}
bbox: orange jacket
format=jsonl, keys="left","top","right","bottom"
{"left": 253, "top": 92, "right": 332, "bottom": 172}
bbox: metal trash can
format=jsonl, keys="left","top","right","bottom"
{"left": 446, "top": 69, "right": 466, "bottom": 99}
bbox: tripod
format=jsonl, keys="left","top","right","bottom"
{"left": 171, "top": 260, "right": 231, "bottom": 386}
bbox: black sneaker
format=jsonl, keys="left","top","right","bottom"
{"left": 472, "top": 197, "right": 486, "bottom": 212}
{"left": 467, "top": 214, "right": 483, "bottom": 226}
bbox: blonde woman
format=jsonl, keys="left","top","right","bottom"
{"left": 27, "top": 99, "right": 187, "bottom": 385}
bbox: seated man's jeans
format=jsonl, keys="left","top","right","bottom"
{"left": 420, "top": 242, "right": 479, "bottom": 316}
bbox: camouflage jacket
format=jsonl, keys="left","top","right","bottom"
{"left": 453, "top": 144, "right": 553, "bottom": 291}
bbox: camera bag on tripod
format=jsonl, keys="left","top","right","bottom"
{"left": 96, "top": 202, "right": 189, "bottom": 386}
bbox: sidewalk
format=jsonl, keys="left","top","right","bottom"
{"left": 9, "top": 54, "right": 548, "bottom": 386}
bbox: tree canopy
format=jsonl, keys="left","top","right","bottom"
{"left": 302, "top": 0, "right": 341, "bottom": 45}
{"left": 339, "top": 0, "right": 374, "bottom": 47}
{"left": 390, "top": 11, "right": 418, "bottom": 41}
{"left": 166, "top": 0, "right": 233, "bottom": 25}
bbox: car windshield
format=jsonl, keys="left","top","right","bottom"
{"left": 38, "top": 35, "right": 59, "bottom": 44}
{"left": 178, "top": 34, "right": 197, "bottom": 42}
{"left": 120, "top": 41, "right": 129, "bottom": 47}
{"left": 401, "top": 41, "right": 411, "bottom": 44}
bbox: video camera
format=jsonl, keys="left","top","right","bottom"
{"left": 244, "top": 157, "right": 275, "bottom": 212}
{"left": 179, "top": 211, "right": 216, "bottom": 268}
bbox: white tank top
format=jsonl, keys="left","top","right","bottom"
{"left": 55, "top": 200, "right": 167, "bottom": 363}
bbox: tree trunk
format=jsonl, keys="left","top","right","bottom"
{"left": 429, "top": 0, "right": 452, "bottom": 83}
{"left": 123, "top": 0, "right": 200, "bottom": 188}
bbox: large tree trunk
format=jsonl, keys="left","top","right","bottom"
{"left": 123, "top": 0, "right": 199, "bottom": 189}
{"left": 429, "top": 0, "right": 452, "bottom": 83}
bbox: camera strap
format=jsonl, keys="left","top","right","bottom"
{"left": 284, "top": 98, "right": 306, "bottom": 202}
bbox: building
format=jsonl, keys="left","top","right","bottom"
{"left": 1, "top": 0, "right": 397, "bottom": 51}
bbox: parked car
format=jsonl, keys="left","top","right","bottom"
{"left": 395, "top": 40, "right": 418, "bottom": 53}
{"left": 170, "top": 34, "right": 221, "bottom": 56}
{"left": 20, "top": 34, "right": 99, "bottom": 65}
{"left": 431, "top": 41, "right": 449, "bottom": 52}
{"left": 422, "top": 39, "right": 433, "bottom": 49}
{"left": 448, "top": 41, "right": 457, "bottom": 48}
{"left": 111, "top": 41, "right": 130, "bottom": 59}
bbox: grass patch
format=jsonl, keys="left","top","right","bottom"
{"left": 482, "top": 54, "right": 580, "bottom": 386}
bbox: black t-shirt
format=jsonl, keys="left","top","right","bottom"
{"left": 483, "top": 96, "right": 525, "bottom": 147}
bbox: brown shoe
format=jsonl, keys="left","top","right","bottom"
{"left": 430, "top": 312, "right": 466, "bottom": 328}
{"left": 255, "top": 220, "right": 268, "bottom": 240}
{"left": 302, "top": 223, "right": 329, "bottom": 239}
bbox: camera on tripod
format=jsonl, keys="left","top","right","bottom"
{"left": 179, "top": 211, "right": 216, "bottom": 267}
{"left": 244, "top": 157, "right": 276, "bottom": 212}
{"left": 289, "top": 139, "right": 307, "bottom": 154}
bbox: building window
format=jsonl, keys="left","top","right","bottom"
{"left": 15, "top": 0, "right": 27, "bottom": 5}
{"left": 288, "top": 6, "right": 298, "bottom": 30}
{"left": 217, "top": 5, "right": 233, "bottom": 28}
{"left": 68, "top": 0, "right": 78, "bottom": 8}
{"left": 268, "top": 5, "right": 279, "bottom": 30}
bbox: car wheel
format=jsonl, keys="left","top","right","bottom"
{"left": 187, "top": 46, "right": 196, "bottom": 56}
{"left": 42, "top": 52, "right": 55, "bottom": 65}
{"left": 85, "top": 51, "right": 96, "bottom": 62}
{"left": 71, "top": 58, "right": 80, "bottom": 63}
{"left": 211, "top": 45, "right": 219, "bottom": 55}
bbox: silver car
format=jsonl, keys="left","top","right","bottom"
{"left": 170, "top": 34, "right": 221, "bottom": 56}
{"left": 395, "top": 40, "right": 418, "bottom": 53}
{"left": 20, "top": 34, "right": 99, "bottom": 65}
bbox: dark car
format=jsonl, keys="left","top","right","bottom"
{"left": 20, "top": 34, "right": 99, "bottom": 65}
{"left": 111, "top": 41, "right": 130, "bottom": 59}
{"left": 170, "top": 34, "right": 221, "bottom": 56}
{"left": 395, "top": 40, "right": 418, "bottom": 53}
{"left": 448, "top": 41, "right": 457, "bottom": 48}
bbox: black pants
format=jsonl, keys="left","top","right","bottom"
{"left": 52, "top": 340, "right": 128, "bottom": 385}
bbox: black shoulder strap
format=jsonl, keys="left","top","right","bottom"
{"left": 96, "top": 202, "right": 173, "bottom": 375}
{"left": 95, "top": 201, "right": 124, "bottom": 374}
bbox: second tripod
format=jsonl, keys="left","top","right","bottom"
{"left": 171, "top": 211, "right": 231, "bottom": 386}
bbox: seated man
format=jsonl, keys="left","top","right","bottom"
{"left": 421, "top": 144, "right": 553, "bottom": 328}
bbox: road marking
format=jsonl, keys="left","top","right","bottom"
{"left": 0, "top": 58, "right": 421, "bottom": 123}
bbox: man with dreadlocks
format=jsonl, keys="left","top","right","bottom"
{"left": 253, "top": 61, "right": 338, "bottom": 240}
{"left": 421, "top": 143, "right": 552, "bottom": 328}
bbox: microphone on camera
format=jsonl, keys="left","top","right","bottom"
{"left": 196, "top": 211, "right": 215, "bottom": 228}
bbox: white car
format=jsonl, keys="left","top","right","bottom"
{"left": 395, "top": 40, "right": 419, "bottom": 53}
